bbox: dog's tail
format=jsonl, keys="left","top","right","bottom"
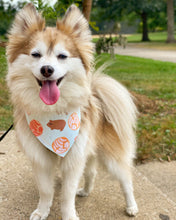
{"left": 91, "top": 69, "right": 138, "bottom": 159}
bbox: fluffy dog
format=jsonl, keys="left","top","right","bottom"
{"left": 6, "top": 3, "right": 138, "bottom": 220}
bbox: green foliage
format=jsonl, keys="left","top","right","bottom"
{"left": 92, "top": 0, "right": 166, "bottom": 37}
{"left": 89, "top": 21, "right": 99, "bottom": 32}
{"left": 31, "top": 0, "right": 82, "bottom": 24}
{"left": 31, "top": 0, "right": 99, "bottom": 31}
{"left": 95, "top": 35, "right": 126, "bottom": 54}
{"left": 0, "top": 0, "right": 15, "bottom": 35}
{"left": 0, "top": 0, "right": 26, "bottom": 36}
{"left": 93, "top": 0, "right": 165, "bottom": 21}
{"left": 148, "top": 12, "right": 167, "bottom": 32}
{"left": 95, "top": 36, "right": 114, "bottom": 54}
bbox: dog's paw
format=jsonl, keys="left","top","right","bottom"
{"left": 126, "top": 205, "right": 138, "bottom": 217}
{"left": 76, "top": 188, "right": 89, "bottom": 197}
{"left": 62, "top": 215, "right": 79, "bottom": 220}
{"left": 30, "top": 209, "right": 49, "bottom": 220}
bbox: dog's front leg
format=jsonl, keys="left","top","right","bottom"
{"left": 60, "top": 135, "right": 88, "bottom": 220}
{"left": 61, "top": 158, "right": 85, "bottom": 220}
{"left": 30, "top": 151, "right": 57, "bottom": 220}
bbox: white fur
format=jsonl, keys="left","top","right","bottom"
{"left": 7, "top": 4, "right": 138, "bottom": 220}
{"left": 30, "top": 42, "right": 71, "bottom": 82}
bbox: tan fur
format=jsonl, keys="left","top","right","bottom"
{"left": 56, "top": 5, "right": 94, "bottom": 72}
{"left": 6, "top": 4, "right": 138, "bottom": 220}
{"left": 7, "top": 3, "right": 45, "bottom": 63}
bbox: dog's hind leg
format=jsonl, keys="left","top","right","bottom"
{"left": 30, "top": 152, "right": 57, "bottom": 220}
{"left": 77, "top": 155, "right": 97, "bottom": 197}
{"left": 99, "top": 153, "right": 138, "bottom": 217}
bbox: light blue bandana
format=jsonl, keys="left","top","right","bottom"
{"left": 26, "top": 109, "right": 81, "bottom": 157}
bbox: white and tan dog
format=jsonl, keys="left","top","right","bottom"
{"left": 6, "top": 3, "right": 138, "bottom": 220}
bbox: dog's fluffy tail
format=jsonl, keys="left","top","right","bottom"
{"left": 91, "top": 70, "right": 137, "bottom": 159}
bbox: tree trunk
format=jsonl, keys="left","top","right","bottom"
{"left": 166, "top": 0, "right": 175, "bottom": 43}
{"left": 82, "top": 0, "right": 92, "bottom": 21}
{"left": 141, "top": 11, "right": 150, "bottom": 41}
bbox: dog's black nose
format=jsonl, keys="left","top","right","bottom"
{"left": 40, "top": 65, "right": 54, "bottom": 78}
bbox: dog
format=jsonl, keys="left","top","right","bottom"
{"left": 6, "top": 3, "right": 138, "bottom": 220}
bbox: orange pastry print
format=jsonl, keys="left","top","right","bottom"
{"left": 68, "top": 112, "right": 80, "bottom": 130}
{"left": 29, "top": 119, "right": 43, "bottom": 136}
{"left": 52, "top": 137, "right": 70, "bottom": 154}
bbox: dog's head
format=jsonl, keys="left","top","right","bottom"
{"left": 7, "top": 3, "right": 93, "bottom": 112}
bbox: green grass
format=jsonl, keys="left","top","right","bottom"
{"left": 127, "top": 31, "right": 169, "bottom": 42}
{"left": 127, "top": 32, "right": 176, "bottom": 50}
{"left": 96, "top": 54, "right": 176, "bottom": 100}
{"left": 0, "top": 46, "right": 176, "bottom": 162}
{"left": 0, "top": 47, "right": 13, "bottom": 130}
{"left": 93, "top": 31, "right": 176, "bottom": 50}
{"left": 96, "top": 54, "right": 176, "bottom": 162}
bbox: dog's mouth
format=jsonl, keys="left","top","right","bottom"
{"left": 36, "top": 76, "right": 64, "bottom": 87}
{"left": 36, "top": 76, "right": 64, "bottom": 105}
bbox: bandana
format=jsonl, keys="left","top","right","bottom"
{"left": 25, "top": 109, "right": 81, "bottom": 157}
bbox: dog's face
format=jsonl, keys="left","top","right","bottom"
{"left": 27, "top": 28, "right": 81, "bottom": 105}
{"left": 7, "top": 4, "right": 93, "bottom": 112}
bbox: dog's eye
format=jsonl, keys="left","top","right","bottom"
{"left": 57, "top": 54, "right": 67, "bottom": 59}
{"left": 31, "top": 52, "right": 41, "bottom": 58}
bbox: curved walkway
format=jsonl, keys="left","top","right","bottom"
{"left": 114, "top": 45, "right": 176, "bottom": 63}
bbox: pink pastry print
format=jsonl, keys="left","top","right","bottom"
{"left": 52, "top": 137, "right": 70, "bottom": 154}
{"left": 68, "top": 113, "right": 80, "bottom": 130}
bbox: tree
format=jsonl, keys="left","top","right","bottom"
{"left": 82, "top": 0, "right": 92, "bottom": 21}
{"left": 128, "top": 0, "right": 165, "bottom": 41}
{"left": 166, "top": 0, "right": 175, "bottom": 42}
{"left": 30, "top": 0, "right": 82, "bottom": 26}
{"left": 93, "top": 0, "right": 165, "bottom": 41}
{"left": 0, "top": 0, "right": 19, "bottom": 36}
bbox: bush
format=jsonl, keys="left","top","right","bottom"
{"left": 95, "top": 35, "right": 127, "bottom": 55}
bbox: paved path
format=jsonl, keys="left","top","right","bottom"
{"left": 0, "top": 131, "right": 176, "bottom": 220}
{"left": 114, "top": 45, "right": 176, "bottom": 63}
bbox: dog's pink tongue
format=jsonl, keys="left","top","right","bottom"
{"left": 39, "top": 80, "right": 60, "bottom": 105}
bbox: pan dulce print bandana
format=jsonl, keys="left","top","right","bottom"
{"left": 25, "top": 109, "right": 81, "bottom": 157}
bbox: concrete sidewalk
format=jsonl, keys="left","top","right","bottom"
{"left": 0, "top": 131, "right": 176, "bottom": 220}
{"left": 114, "top": 45, "right": 176, "bottom": 63}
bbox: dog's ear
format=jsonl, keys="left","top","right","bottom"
{"left": 57, "top": 5, "right": 90, "bottom": 39}
{"left": 10, "top": 3, "right": 45, "bottom": 35}
{"left": 57, "top": 5, "right": 94, "bottom": 72}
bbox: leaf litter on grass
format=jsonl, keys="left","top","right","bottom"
{"left": 133, "top": 92, "right": 176, "bottom": 163}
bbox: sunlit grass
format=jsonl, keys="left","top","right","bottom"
{"left": 95, "top": 54, "right": 176, "bottom": 100}
{"left": 96, "top": 53, "right": 176, "bottom": 162}
{"left": 0, "top": 47, "right": 13, "bottom": 130}
{"left": 93, "top": 31, "right": 176, "bottom": 50}
{"left": 127, "top": 31, "right": 168, "bottom": 42}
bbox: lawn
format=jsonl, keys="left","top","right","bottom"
{"left": 96, "top": 54, "right": 176, "bottom": 162}
{"left": 0, "top": 46, "right": 176, "bottom": 162}
{"left": 93, "top": 31, "right": 176, "bottom": 50}
{"left": 127, "top": 31, "right": 169, "bottom": 42}
{"left": 0, "top": 47, "right": 13, "bottom": 131}
{"left": 127, "top": 31, "right": 176, "bottom": 50}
